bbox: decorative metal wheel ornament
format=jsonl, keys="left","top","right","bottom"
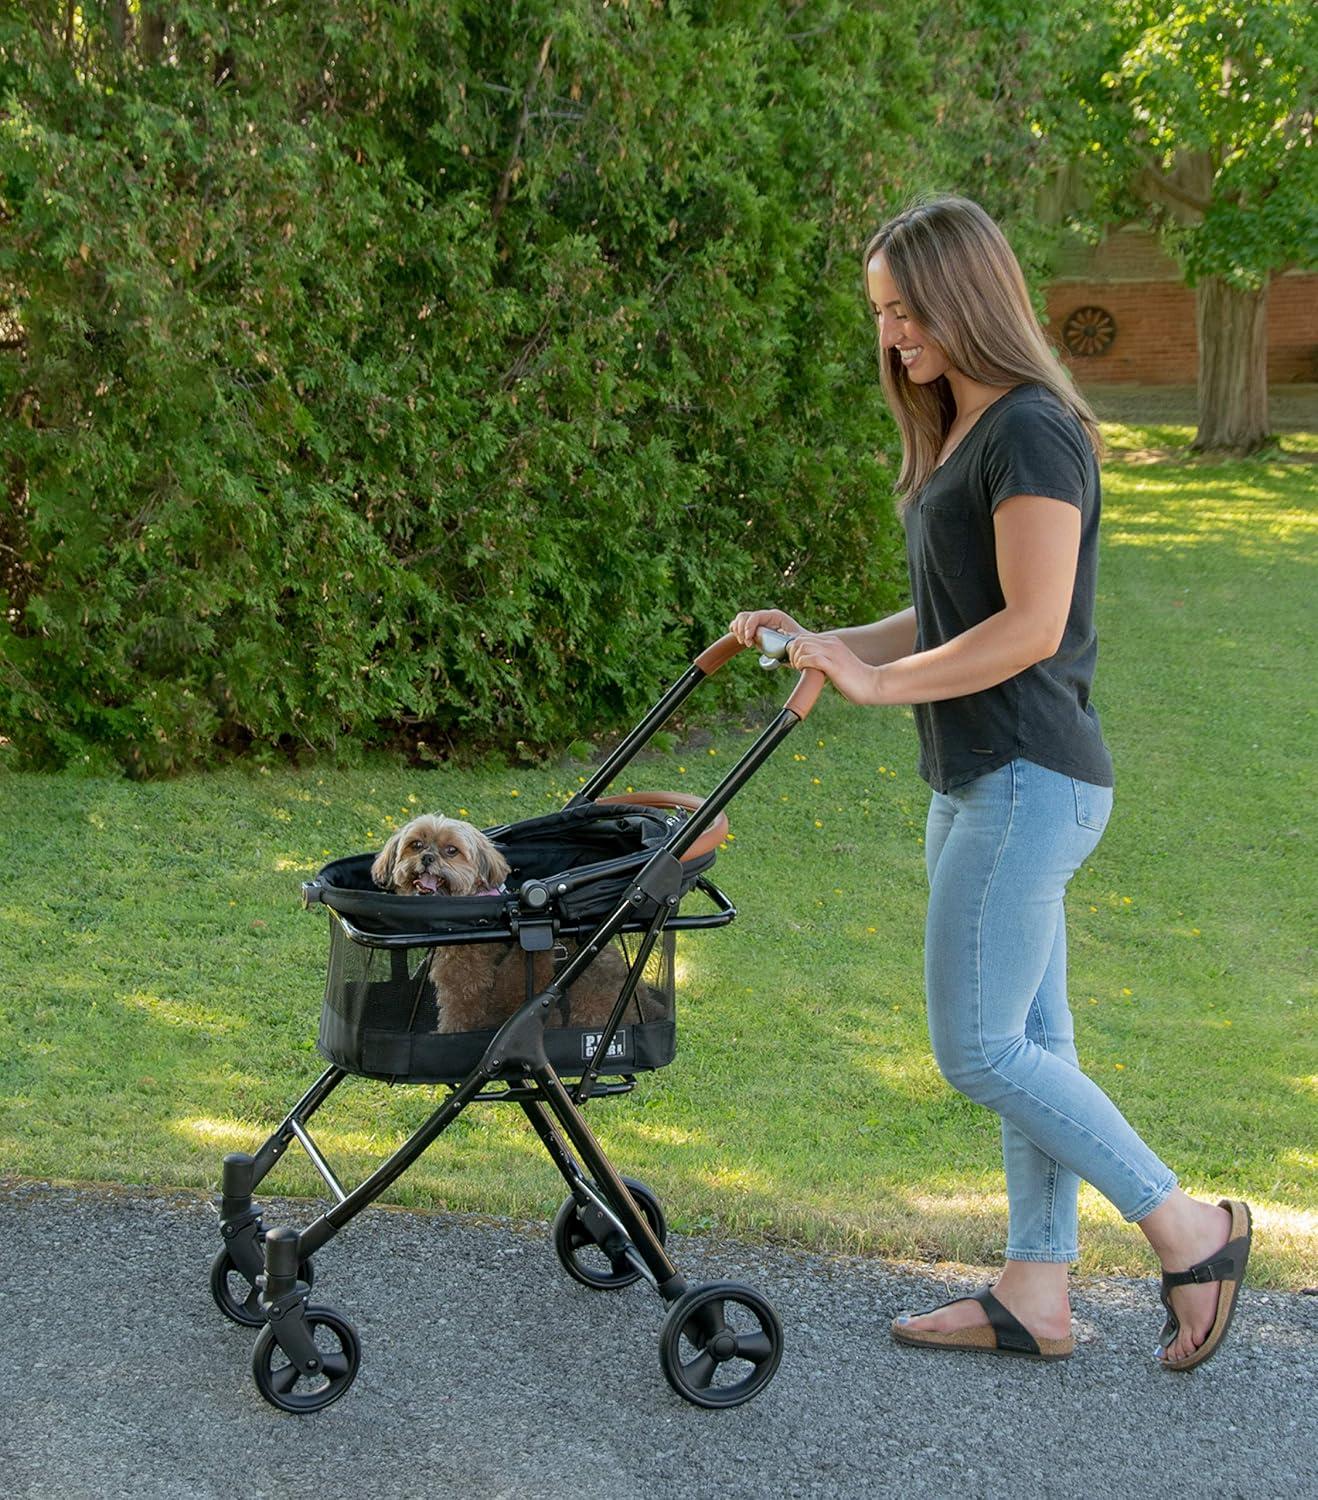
{"left": 1062, "top": 306, "right": 1117, "bottom": 357}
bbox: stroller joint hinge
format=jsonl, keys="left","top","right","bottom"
{"left": 633, "top": 850, "right": 684, "bottom": 908}
{"left": 509, "top": 911, "right": 556, "bottom": 952}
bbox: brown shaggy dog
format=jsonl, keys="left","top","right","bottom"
{"left": 371, "top": 814, "right": 633, "bottom": 1035}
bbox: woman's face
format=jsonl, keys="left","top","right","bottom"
{"left": 866, "top": 252, "right": 951, "bottom": 385}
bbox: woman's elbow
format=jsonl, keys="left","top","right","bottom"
{"left": 1013, "top": 614, "right": 1067, "bottom": 667}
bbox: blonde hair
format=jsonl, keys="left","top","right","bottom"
{"left": 863, "top": 195, "right": 1102, "bottom": 501}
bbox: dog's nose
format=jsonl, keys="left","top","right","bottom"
{"left": 421, "top": 852, "right": 435, "bottom": 868}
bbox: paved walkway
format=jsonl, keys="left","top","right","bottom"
{"left": 1, "top": 1180, "right": 1313, "bottom": 1499}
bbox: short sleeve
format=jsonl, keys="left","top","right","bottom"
{"left": 981, "top": 396, "right": 1093, "bottom": 514}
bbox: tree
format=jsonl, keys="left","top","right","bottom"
{"left": 1056, "top": 1, "right": 1317, "bottom": 453}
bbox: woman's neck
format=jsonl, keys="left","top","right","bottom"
{"left": 944, "top": 367, "right": 1011, "bottom": 419}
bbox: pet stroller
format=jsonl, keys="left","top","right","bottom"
{"left": 209, "top": 631, "right": 821, "bottom": 1413}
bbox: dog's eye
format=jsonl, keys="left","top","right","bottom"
{"left": 410, "top": 840, "right": 424, "bottom": 850}
{"left": 443, "top": 846, "right": 459, "bottom": 857}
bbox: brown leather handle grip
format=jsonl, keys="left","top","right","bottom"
{"left": 785, "top": 668, "right": 826, "bottom": 720}
{"left": 693, "top": 633, "right": 744, "bottom": 674}
{"left": 693, "top": 632, "right": 827, "bottom": 720}
{"left": 596, "top": 790, "right": 730, "bottom": 864}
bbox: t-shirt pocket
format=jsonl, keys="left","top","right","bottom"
{"left": 918, "top": 503, "right": 968, "bottom": 578}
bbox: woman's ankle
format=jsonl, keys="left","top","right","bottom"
{"left": 1138, "top": 1190, "right": 1231, "bottom": 1270}
{"left": 994, "top": 1261, "right": 1072, "bottom": 1333}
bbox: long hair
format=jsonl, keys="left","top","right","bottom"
{"left": 863, "top": 196, "right": 1102, "bottom": 502}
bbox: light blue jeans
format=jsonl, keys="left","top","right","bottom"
{"left": 924, "top": 758, "right": 1176, "bottom": 1262}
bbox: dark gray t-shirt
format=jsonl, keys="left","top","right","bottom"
{"left": 901, "top": 383, "right": 1113, "bottom": 794}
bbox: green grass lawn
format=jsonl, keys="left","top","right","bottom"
{"left": 1, "top": 422, "right": 1313, "bottom": 1287}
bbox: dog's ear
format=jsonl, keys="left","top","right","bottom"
{"left": 371, "top": 832, "right": 402, "bottom": 889}
{"left": 471, "top": 829, "right": 510, "bottom": 891}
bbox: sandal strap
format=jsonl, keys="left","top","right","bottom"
{"left": 972, "top": 1287, "right": 1041, "bottom": 1356}
{"left": 905, "top": 1286, "right": 1043, "bottom": 1356}
{"left": 1160, "top": 1233, "right": 1250, "bottom": 1290}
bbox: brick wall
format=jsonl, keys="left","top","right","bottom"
{"left": 1043, "top": 228, "right": 1318, "bottom": 384}
{"left": 1267, "top": 277, "right": 1318, "bottom": 383}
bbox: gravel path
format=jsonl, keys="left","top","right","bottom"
{"left": 1, "top": 1179, "right": 1313, "bottom": 1500}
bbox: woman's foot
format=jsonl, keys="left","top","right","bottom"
{"left": 1138, "top": 1191, "right": 1246, "bottom": 1364}
{"left": 895, "top": 1261, "right": 1072, "bottom": 1344}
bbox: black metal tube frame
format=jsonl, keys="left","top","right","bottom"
{"left": 243, "top": 644, "right": 812, "bottom": 1297}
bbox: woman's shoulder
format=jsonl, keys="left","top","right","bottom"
{"left": 980, "top": 383, "right": 1093, "bottom": 457}
{"left": 985, "top": 382, "right": 1076, "bottom": 429}
{"left": 975, "top": 383, "right": 1098, "bottom": 507}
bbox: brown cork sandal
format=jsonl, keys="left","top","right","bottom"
{"left": 890, "top": 1287, "right": 1074, "bottom": 1361}
{"left": 1158, "top": 1198, "right": 1252, "bottom": 1372}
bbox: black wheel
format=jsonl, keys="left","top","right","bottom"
{"left": 659, "top": 1281, "right": 783, "bottom": 1408}
{"left": 251, "top": 1306, "right": 360, "bottom": 1413}
{"left": 209, "top": 1245, "right": 315, "bottom": 1328}
{"left": 552, "top": 1177, "right": 667, "bottom": 1290}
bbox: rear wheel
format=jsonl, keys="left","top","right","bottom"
{"left": 552, "top": 1177, "right": 666, "bottom": 1289}
{"left": 210, "top": 1245, "right": 316, "bottom": 1328}
{"left": 658, "top": 1282, "right": 783, "bottom": 1408}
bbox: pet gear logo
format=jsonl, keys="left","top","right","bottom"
{"left": 582, "top": 1028, "right": 628, "bottom": 1061}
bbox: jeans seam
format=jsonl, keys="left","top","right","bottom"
{"left": 975, "top": 1063, "right": 1169, "bottom": 1215}
{"left": 968, "top": 761, "right": 1019, "bottom": 1088}
{"left": 1031, "top": 996, "right": 1059, "bottom": 1255}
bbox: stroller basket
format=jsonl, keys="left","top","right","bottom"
{"left": 319, "top": 921, "right": 679, "bottom": 1083}
{"left": 306, "top": 802, "right": 717, "bottom": 1084}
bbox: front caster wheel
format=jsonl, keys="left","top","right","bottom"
{"left": 552, "top": 1177, "right": 667, "bottom": 1290}
{"left": 659, "top": 1281, "right": 783, "bottom": 1408}
{"left": 209, "top": 1245, "right": 315, "bottom": 1328}
{"left": 251, "top": 1307, "right": 360, "bottom": 1413}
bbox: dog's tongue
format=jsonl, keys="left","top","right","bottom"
{"left": 414, "top": 874, "right": 441, "bottom": 895}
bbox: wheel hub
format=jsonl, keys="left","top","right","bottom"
{"left": 710, "top": 1330, "right": 737, "bottom": 1360}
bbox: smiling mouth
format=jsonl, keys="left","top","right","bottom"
{"left": 898, "top": 346, "right": 923, "bottom": 366}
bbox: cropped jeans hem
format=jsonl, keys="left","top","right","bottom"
{"left": 1123, "top": 1176, "right": 1179, "bottom": 1225}
{"left": 1003, "top": 1247, "right": 1079, "bottom": 1265}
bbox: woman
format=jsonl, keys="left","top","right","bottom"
{"left": 730, "top": 195, "right": 1250, "bottom": 1370}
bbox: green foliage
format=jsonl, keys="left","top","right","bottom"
{"left": 1054, "top": 1, "right": 1317, "bottom": 287}
{"left": 908, "top": 0, "right": 1097, "bottom": 282}
{"left": 2, "top": 0, "right": 975, "bottom": 774}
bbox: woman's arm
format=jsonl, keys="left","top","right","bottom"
{"left": 787, "top": 496, "right": 1081, "bottom": 705}
{"left": 830, "top": 608, "right": 918, "bottom": 666}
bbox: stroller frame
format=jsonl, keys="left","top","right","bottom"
{"left": 210, "top": 632, "right": 823, "bottom": 1413}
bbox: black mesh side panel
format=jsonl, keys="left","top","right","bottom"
{"left": 318, "top": 920, "right": 677, "bottom": 1084}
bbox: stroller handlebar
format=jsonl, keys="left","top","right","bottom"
{"left": 596, "top": 790, "right": 729, "bottom": 864}
{"left": 693, "top": 632, "right": 826, "bottom": 721}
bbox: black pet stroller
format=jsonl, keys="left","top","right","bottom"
{"left": 209, "top": 631, "right": 822, "bottom": 1413}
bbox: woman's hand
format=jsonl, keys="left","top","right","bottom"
{"left": 728, "top": 608, "right": 806, "bottom": 650}
{"left": 787, "top": 633, "right": 886, "bottom": 706}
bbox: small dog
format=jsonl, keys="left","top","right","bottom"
{"left": 372, "top": 813, "right": 633, "bottom": 1035}
{"left": 371, "top": 813, "right": 511, "bottom": 901}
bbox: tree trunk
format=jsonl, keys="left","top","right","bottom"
{"left": 141, "top": 6, "right": 168, "bottom": 63}
{"left": 1193, "top": 277, "right": 1271, "bottom": 454}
